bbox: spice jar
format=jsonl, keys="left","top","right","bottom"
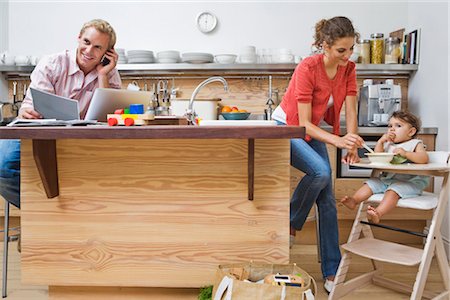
{"left": 370, "top": 33, "right": 384, "bottom": 64}
{"left": 384, "top": 37, "right": 401, "bottom": 64}
{"left": 359, "top": 39, "right": 371, "bottom": 64}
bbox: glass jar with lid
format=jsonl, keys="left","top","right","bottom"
{"left": 370, "top": 33, "right": 384, "bottom": 64}
{"left": 384, "top": 37, "right": 401, "bottom": 64}
{"left": 359, "top": 39, "right": 371, "bottom": 64}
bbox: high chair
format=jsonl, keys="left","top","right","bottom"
{"left": 330, "top": 151, "right": 450, "bottom": 300}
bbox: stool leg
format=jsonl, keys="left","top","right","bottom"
{"left": 2, "top": 201, "right": 9, "bottom": 298}
{"left": 314, "top": 204, "right": 321, "bottom": 263}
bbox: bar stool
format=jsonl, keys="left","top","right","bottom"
{"left": 1, "top": 200, "right": 20, "bottom": 298}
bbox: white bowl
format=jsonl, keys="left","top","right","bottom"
{"left": 214, "top": 54, "right": 237, "bottom": 64}
{"left": 365, "top": 153, "right": 395, "bottom": 164}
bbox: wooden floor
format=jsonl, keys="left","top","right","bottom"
{"left": 0, "top": 240, "right": 446, "bottom": 299}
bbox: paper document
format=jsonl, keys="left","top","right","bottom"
{"left": 31, "top": 88, "right": 80, "bottom": 120}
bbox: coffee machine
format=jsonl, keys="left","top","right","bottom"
{"left": 358, "top": 79, "right": 401, "bottom": 127}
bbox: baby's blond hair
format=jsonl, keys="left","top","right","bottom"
{"left": 80, "top": 19, "right": 116, "bottom": 50}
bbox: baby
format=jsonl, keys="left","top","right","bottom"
{"left": 341, "top": 111, "right": 429, "bottom": 223}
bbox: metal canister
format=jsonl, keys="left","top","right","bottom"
{"left": 370, "top": 33, "right": 384, "bottom": 64}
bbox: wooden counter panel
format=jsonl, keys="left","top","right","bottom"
{"left": 21, "top": 139, "right": 290, "bottom": 287}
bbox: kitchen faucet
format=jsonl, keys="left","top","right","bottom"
{"left": 186, "top": 76, "right": 228, "bottom": 124}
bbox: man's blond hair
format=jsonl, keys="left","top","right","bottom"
{"left": 80, "top": 19, "right": 116, "bottom": 50}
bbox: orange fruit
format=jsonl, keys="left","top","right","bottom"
{"left": 238, "top": 109, "right": 247, "bottom": 113}
{"left": 221, "top": 106, "right": 232, "bottom": 113}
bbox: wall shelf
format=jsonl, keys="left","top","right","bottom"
{"left": 0, "top": 63, "right": 418, "bottom": 78}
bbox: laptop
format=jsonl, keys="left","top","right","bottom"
{"left": 84, "top": 88, "right": 152, "bottom": 121}
{"left": 31, "top": 88, "right": 80, "bottom": 120}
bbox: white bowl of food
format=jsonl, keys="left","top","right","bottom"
{"left": 365, "top": 153, "right": 395, "bottom": 165}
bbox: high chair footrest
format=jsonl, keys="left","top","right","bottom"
{"left": 341, "top": 238, "right": 423, "bottom": 266}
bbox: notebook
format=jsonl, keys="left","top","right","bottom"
{"left": 30, "top": 88, "right": 80, "bottom": 120}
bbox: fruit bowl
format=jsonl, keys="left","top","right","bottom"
{"left": 221, "top": 112, "right": 250, "bottom": 120}
{"left": 365, "top": 153, "right": 395, "bottom": 165}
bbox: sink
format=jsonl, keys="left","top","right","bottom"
{"left": 199, "top": 120, "right": 277, "bottom": 126}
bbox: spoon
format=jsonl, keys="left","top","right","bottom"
{"left": 362, "top": 143, "right": 375, "bottom": 154}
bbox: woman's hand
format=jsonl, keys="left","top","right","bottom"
{"left": 342, "top": 148, "right": 360, "bottom": 164}
{"left": 18, "top": 108, "right": 42, "bottom": 119}
{"left": 334, "top": 133, "right": 364, "bottom": 150}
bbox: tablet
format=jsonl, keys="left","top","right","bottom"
{"left": 31, "top": 88, "right": 80, "bottom": 120}
{"left": 85, "top": 88, "right": 152, "bottom": 121}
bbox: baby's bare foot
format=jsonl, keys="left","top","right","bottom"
{"left": 340, "top": 196, "right": 357, "bottom": 210}
{"left": 367, "top": 206, "right": 381, "bottom": 224}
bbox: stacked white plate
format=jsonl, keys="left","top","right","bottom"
{"left": 156, "top": 50, "right": 180, "bottom": 63}
{"left": 127, "top": 50, "right": 155, "bottom": 64}
{"left": 181, "top": 52, "right": 214, "bottom": 64}
{"left": 116, "top": 48, "right": 127, "bottom": 64}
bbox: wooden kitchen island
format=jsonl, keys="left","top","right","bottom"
{"left": 0, "top": 125, "right": 304, "bottom": 299}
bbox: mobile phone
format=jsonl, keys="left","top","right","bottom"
{"left": 100, "top": 55, "right": 110, "bottom": 66}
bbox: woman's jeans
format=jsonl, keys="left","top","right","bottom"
{"left": 0, "top": 140, "right": 20, "bottom": 208}
{"left": 290, "top": 137, "right": 341, "bottom": 278}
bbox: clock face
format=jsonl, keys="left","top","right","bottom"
{"left": 196, "top": 12, "right": 217, "bottom": 33}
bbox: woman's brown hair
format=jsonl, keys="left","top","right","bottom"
{"left": 313, "top": 16, "right": 359, "bottom": 49}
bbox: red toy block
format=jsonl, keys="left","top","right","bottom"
{"left": 114, "top": 108, "right": 125, "bottom": 114}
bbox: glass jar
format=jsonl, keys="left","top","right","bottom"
{"left": 359, "top": 39, "right": 371, "bottom": 64}
{"left": 385, "top": 37, "right": 401, "bottom": 64}
{"left": 370, "top": 33, "right": 384, "bottom": 64}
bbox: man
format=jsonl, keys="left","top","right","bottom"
{"left": 0, "top": 19, "right": 122, "bottom": 208}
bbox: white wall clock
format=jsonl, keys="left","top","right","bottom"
{"left": 196, "top": 12, "right": 218, "bottom": 33}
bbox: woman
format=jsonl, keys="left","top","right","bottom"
{"left": 272, "top": 16, "right": 363, "bottom": 293}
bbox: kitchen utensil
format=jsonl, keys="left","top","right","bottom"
{"left": 12, "top": 81, "right": 17, "bottom": 103}
{"left": 362, "top": 142, "right": 375, "bottom": 154}
{"left": 22, "top": 83, "right": 27, "bottom": 101}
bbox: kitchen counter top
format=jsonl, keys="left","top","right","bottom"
{"left": 0, "top": 124, "right": 304, "bottom": 139}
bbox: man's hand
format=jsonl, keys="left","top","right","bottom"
{"left": 18, "top": 108, "right": 42, "bottom": 119}
{"left": 342, "top": 148, "right": 361, "bottom": 164}
{"left": 96, "top": 48, "right": 118, "bottom": 76}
